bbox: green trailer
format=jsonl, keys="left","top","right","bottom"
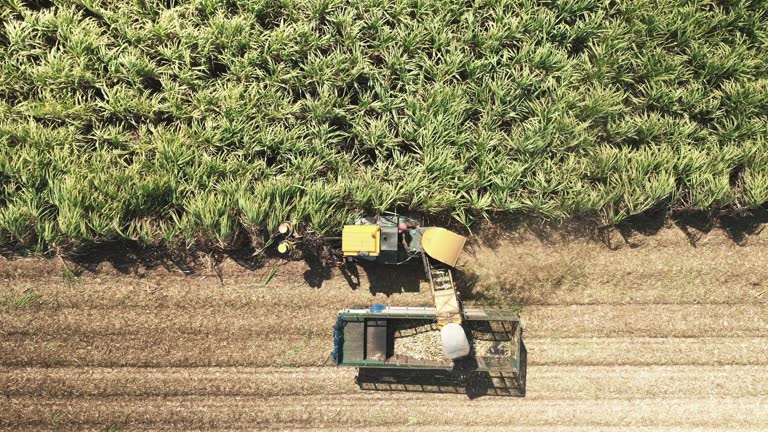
{"left": 332, "top": 305, "right": 524, "bottom": 376}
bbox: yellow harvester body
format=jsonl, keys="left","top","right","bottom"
{"left": 341, "top": 221, "right": 467, "bottom": 328}
{"left": 342, "top": 225, "right": 381, "bottom": 257}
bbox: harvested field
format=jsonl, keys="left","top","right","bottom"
{"left": 2, "top": 226, "right": 768, "bottom": 430}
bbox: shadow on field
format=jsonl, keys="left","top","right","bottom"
{"left": 663, "top": 209, "right": 766, "bottom": 246}
{"left": 64, "top": 242, "right": 201, "bottom": 275}
{"left": 301, "top": 245, "right": 335, "bottom": 289}
{"left": 613, "top": 208, "right": 768, "bottom": 247}
{"left": 47, "top": 241, "right": 266, "bottom": 280}
{"left": 6, "top": 208, "right": 766, "bottom": 275}
{"left": 301, "top": 246, "right": 424, "bottom": 293}
{"left": 478, "top": 207, "right": 768, "bottom": 249}
{"left": 718, "top": 211, "right": 768, "bottom": 245}
{"left": 355, "top": 343, "right": 527, "bottom": 399}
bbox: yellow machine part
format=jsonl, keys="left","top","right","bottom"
{"left": 421, "top": 227, "right": 467, "bottom": 267}
{"left": 424, "top": 251, "right": 463, "bottom": 328}
{"left": 342, "top": 225, "right": 381, "bottom": 256}
{"left": 434, "top": 290, "right": 463, "bottom": 327}
{"left": 277, "top": 241, "right": 294, "bottom": 254}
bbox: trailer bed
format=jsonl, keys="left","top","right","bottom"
{"left": 332, "top": 306, "right": 523, "bottom": 373}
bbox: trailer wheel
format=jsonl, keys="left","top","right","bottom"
{"left": 449, "top": 369, "right": 469, "bottom": 382}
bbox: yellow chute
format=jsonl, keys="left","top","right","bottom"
{"left": 421, "top": 227, "right": 466, "bottom": 267}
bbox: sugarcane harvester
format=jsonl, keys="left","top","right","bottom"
{"left": 337, "top": 214, "right": 471, "bottom": 359}
{"left": 278, "top": 214, "right": 521, "bottom": 366}
{"left": 278, "top": 215, "right": 524, "bottom": 394}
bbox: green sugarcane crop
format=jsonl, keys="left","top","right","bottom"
{"left": 0, "top": 0, "right": 766, "bottom": 252}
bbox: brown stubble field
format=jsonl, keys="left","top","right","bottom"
{"left": 2, "top": 224, "right": 768, "bottom": 431}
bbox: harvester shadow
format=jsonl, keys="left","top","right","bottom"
{"left": 358, "top": 261, "right": 423, "bottom": 295}
{"left": 355, "top": 342, "right": 527, "bottom": 399}
{"left": 300, "top": 245, "right": 424, "bottom": 293}
{"left": 453, "top": 268, "right": 480, "bottom": 298}
{"left": 300, "top": 253, "right": 424, "bottom": 294}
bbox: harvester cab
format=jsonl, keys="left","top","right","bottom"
{"left": 340, "top": 214, "right": 430, "bottom": 265}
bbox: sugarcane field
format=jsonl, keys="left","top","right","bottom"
{"left": 1, "top": 0, "right": 768, "bottom": 430}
